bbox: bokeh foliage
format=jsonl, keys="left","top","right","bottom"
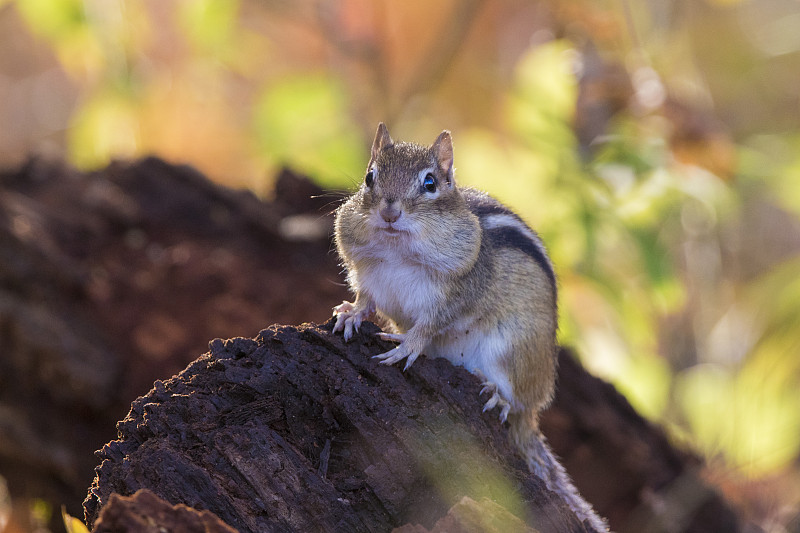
{"left": 4, "top": 0, "right": 800, "bottom": 513}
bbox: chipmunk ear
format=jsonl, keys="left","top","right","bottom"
{"left": 432, "top": 130, "right": 454, "bottom": 185}
{"left": 371, "top": 123, "right": 393, "bottom": 161}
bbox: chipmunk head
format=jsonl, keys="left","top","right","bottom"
{"left": 358, "top": 123, "right": 459, "bottom": 236}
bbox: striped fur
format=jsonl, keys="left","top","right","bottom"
{"left": 463, "top": 188, "right": 556, "bottom": 288}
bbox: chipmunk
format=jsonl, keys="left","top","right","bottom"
{"left": 332, "top": 123, "right": 608, "bottom": 531}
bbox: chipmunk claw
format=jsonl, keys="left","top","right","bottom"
{"left": 373, "top": 342, "right": 420, "bottom": 371}
{"left": 480, "top": 380, "right": 496, "bottom": 398}
{"left": 332, "top": 300, "right": 373, "bottom": 342}
{"left": 376, "top": 332, "right": 406, "bottom": 343}
{"left": 374, "top": 331, "right": 418, "bottom": 369}
{"left": 480, "top": 381, "right": 511, "bottom": 423}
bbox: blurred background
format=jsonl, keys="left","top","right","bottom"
{"left": 1, "top": 0, "right": 799, "bottom": 530}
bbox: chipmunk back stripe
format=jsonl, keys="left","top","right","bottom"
{"left": 482, "top": 214, "right": 556, "bottom": 289}
{"left": 462, "top": 189, "right": 556, "bottom": 288}
{"left": 486, "top": 226, "right": 556, "bottom": 288}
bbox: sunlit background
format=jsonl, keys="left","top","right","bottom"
{"left": 2, "top": 0, "right": 800, "bottom": 529}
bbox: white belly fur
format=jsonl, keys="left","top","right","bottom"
{"left": 359, "top": 259, "right": 442, "bottom": 329}
{"left": 426, "top": 319, "right": 517, "bottom": 411}
{"left": 358, "top": 257, "right": 516, "bottom": 410}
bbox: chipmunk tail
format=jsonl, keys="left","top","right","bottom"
{"left": 509, "top": 414, "right": 609, "bottom": 532}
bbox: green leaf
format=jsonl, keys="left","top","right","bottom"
{"left": 253, "top": 74, "right": 364, "bottom": 188}
{"left": 15, "top": 0, "right": 87, "bottom": 42}
{"left": 68, "top": 89, "right": 139, "bottom": 169}
{"left": 178, "top": 0, "right": 240, "bottom": 55}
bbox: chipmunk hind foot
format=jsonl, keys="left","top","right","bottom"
{"left": 480, "top": 381, "right": 512, "bottom": 423}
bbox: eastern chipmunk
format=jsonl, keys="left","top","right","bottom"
{"left": 333, "top": 123, "right": 607, "bottom": 531}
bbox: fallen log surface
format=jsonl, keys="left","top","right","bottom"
{"left": 84, "top": 320, "right": 740, "bottom": 533}
{"left": 85, "top": 320, "right": 598, "bottom": 532}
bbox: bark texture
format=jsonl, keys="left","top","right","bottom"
{"left": 85, "top": 321, "right": 596, "bottom": 533}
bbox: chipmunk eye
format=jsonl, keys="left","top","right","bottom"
{"left": 423, "top": 173, "right": 436, "bottom": 193}
{"left": 365, "top": 170, "right": 374, "bottom": 187}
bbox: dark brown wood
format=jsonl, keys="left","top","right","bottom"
{"left": 84, "top": 321, "right": 594, "bottom": 533}
{"left": 0, "top": 158, "right": 349, "bottom": 530}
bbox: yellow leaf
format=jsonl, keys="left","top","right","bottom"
{"left": 62, "top": 506, "right": 91, "bottom": 533}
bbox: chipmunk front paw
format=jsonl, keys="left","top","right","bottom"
{"left": 373, "top": 341, "right": 420, "bottom": 371}
{"left": 332, "top": 300, "right": 375, "bottom": 341}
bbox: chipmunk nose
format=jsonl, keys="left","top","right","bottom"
{"left": 380, "top": 201, "right": 402, "bottom": 223}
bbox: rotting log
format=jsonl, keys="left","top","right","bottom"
{"left": 84, "top": 321, "right": 596, "bottom": 533}
{"left": 84, "top": 319, "right": 741, "bottom": 532}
